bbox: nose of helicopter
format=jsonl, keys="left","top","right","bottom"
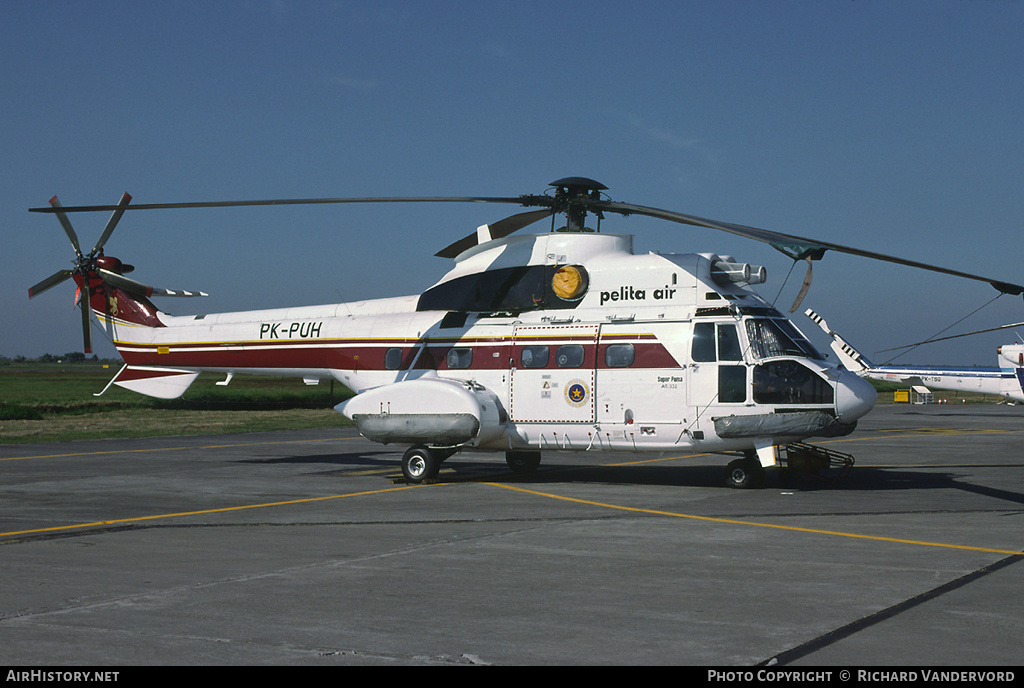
{"left": 835, "top": 370, "right": 877, "bottom": 423}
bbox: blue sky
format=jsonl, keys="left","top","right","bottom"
{"left": 3, "top": 0, "right": 1023, "bottom": 366}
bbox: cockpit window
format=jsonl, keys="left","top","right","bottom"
{"left": 693, "top": 322, "right": 744, "bottom": 362}
{"left": 717, "top": 324, "right": 743, "bottom": 361}
{"left": 692, "top": 322, "right": 716, "bottom": 362}
{"left": 752, "top": 361, "right": 833, "bottom": 404}
{"left": 745, "top": 318, "right": 824, "bottom": 360}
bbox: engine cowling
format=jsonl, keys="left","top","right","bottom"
{"left": 336, "top": 376, "right": 507, "bottom": 447}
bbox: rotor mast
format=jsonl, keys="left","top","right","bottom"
{"left": 547, "top": 177, "right": 607, "bottom": 233}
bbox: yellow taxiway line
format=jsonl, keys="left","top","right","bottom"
{"left": 3, "top": 429, "right": 1022, "bottom": 555}
{"left": 0, "top": 484, "right": 418, "bottom": 539}
{"left": 2, "top": 475, "right": 1020, "bottom": 557}
{"left": 484, "top": 482, "right": 1024, "bottom": 557}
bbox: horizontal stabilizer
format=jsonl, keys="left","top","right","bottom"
{"left": 110, "top": 365, "right": 200, "bottom": 399}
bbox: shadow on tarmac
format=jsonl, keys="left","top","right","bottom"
{"left": 233, "top": 447, "right": 1024, "bottom": 506}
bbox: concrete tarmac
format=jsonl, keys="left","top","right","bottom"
{"left": 1, "top": 404, "right": 1022, "bottom": 666}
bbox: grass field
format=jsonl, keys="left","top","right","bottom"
{"left": 1, "top": 361, "right": 1005, "bottom": 444}
{"left": 0, "top": 362, "right": 353, "bottom": 444}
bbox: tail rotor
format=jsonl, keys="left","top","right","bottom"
{"left": 28, "top": 192, "right": 206, "bottom": 353}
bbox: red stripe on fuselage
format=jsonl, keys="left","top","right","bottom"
{"left": 114, "top": 334, "right": 681, "bottom": 371}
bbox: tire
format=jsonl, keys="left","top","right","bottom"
{"left": 402, "top": 446, "right": 439, "bottom": 484}
{"left": 505, "top": 450, "right": 541, "bottom": 474}
{"left": 726, "top": 458, "right": 765, "bottom": 489}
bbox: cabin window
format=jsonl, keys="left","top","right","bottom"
{"left": 555, "top": 344, "right": 585, "bottom": 368}
{"left": 521, "top": 345, "right": 549, "bottom": 369}
{"left": 446, "top": 347, "right": 473, "bottom": 369}
{"left": 605, "top": 343, "right": 635, "bottom": 368}
{"left": 385, "top": 347, "right": 403, "bottom": 370}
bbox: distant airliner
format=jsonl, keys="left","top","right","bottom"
{"left": 805, "top": 310, "right": 1024, "bottom": 404}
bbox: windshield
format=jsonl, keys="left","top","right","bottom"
{"left": 745, "top": 318, "right": 824, "bottom": 360}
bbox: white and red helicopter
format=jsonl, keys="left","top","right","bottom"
{"left": 27, "top": 178, "right": 1024, "bottom": 487}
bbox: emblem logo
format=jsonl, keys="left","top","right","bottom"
{"left": 564, "top": 380, "right": 589, "bottom": 407}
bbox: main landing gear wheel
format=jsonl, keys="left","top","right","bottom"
{"left": 402, "top": 445, "right": 440, "bottom": 484}
{"left": 505, "top": 450, "right": 541, "bottom": 475}
{"left": 726, "top": 455, "right": 766, "bottom": 489}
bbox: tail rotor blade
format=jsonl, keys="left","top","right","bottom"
{"left": 91, "top": 192, "right": 132, "bottom": 254}
{"left": 96, "top": 268, "right": 206, "bottom": 298}
{"left": 97, "top": 268, "right": 155, "bottom": 298}
{"left": 149, "top": 288, "right": 209, "bottom": 297}
{"left": 29, "top": 269, "right": 73, "bottom": 298}
{"left": 49, "top": 196, "right": 84, "bottom": 260}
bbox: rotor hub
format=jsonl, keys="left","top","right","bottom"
{"left": 548, "top": 177, "right": 607, "bottom": 233}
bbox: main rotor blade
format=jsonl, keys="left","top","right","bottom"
{"left": 592, "top": 200, "right": 1024, "bottom": 296}
{"left": 29, "top": 269, "right": 73, "bottom": 298}
{"left": 789, "top": 257, "right": 814, "bottom": 313}
{"left": 80, "top": 280, "right": 92, "bottom": 354}
{"left": 49, "top": 196, "right": 84, "bottom": 260}
{"left": 91, "top": 192, "right": 132, "bottom": 254}
{"left": 35, "top": 190, "right": 1022, "bottom": 296}
{"left": 29, "top": 196, "right": 530, "bottom": 213}
{"left": 435, "top": 209, "right": 554, "bottom": 259}
{"left": 879, "top": 321, "right": 1024, "bottom": 352}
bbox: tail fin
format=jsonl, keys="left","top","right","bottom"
{"left": 74, "top": 268, "right": 207, "bottom": 400}
{"left": 78, "top": 273, "right": 167, "bottom": 331}
{"left": 997, "top": 343, "right": 1024, "bottom": 368}
{"left": 804, "top": 309, "right": 873, "bottom": 373}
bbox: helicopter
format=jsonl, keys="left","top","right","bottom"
{"left": 27, "top": 178, "right": 1024, "bottom": 488}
